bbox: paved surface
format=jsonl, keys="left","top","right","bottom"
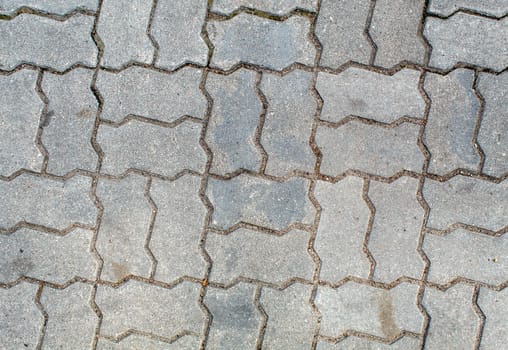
{"left": 0, "top": 1, "right": 507, "bottom": 349}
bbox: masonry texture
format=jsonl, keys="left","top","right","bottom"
{"left": 0, "top": 1, "right": 507, "bottom": 349}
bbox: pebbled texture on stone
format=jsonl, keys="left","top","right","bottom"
{"left": 96, "top": 175, "right": 152, "bottom": 282}
{"left": 314, "top": 178, "right": 370, "bottom": 282}
{"left": 97, "top": 0, "right": 154, "bottom": 68}
{"left": 260, "top": 70, "right": 316, "bottom": 176}
{"left": 260, "top": 283, "right": 316, "bottom": 349}
{"left": 97, "top": 335, "right": 199, "bottom": 350}
{"left": 316, "top": 0, "right": 371, "bottom": 68}
{"left": 428, "top": 0, "right": 508, "bottom": 17}
{"left": 424, "top": 229, "right": 508, "bottom": 286}
{"left": 316, "top": 336, "right": 420, "bottom": 349}
{"left": 317, "top": 122, "right": 424, "bottom": 177}
{"left": 0, "top": 14, "right": 97, "bottom": 71}
{"left": 424, "top": 13, "right": 508, "bottom": 72}
{"left": 96, "top": 280, "right": 203, "bottom": 339}
{"left": 0, "top": 0, "right": 98, "bottom": 15}
{"left": 212, "top": 0, "right": 317, "bottom": 15}
{"left": 208, "top": 13, "right": 315, "bottom": 70}
{"left": 206, "top": 69, "right": 262, "bottom": 175}
{"left": 316, "top": 282, "right": 423, "bottom": 339}
{"left": 422, "top": 284, "right": 478, "bottom": 349}
{"left": 41, "top": 68, "right": 98, "bottom": 175}
{"left": 477, "top": 71, "right": 508, "bottom": 177}
{"left": 152, "top": 0, "right": 208, "bottom": 69}
{"left": 40, "top": 283, "right": 96, "bottom": 349}
{"left": 370, "top": 0, "right": 426, "bottom": 67}
{"left": 0, "top": 69, "right": 43, "bottom": 176}
{"left": 0, "top": 228, "right": 97, "bottom": 284}
{"left": 207, "top": 174, "right": 315, "bottom": 231}
{"left": 0, "top": 174, "right": 97, "bottom": 231}
{"left": 207, "top": 228, "right": 313, "bottom": 285}
{"left": 149, "top": 175, "right": 207, "bottom": 282}
{"left": 368, "top": 177, "right": 425, "bottom": 282}
{"left": 317, "top": 68, "right": 425, "bottom": 124}
{"left": 424, "top": 175, "right": 508, "bottom": 232}
{"left": 98, "top": 120, "right": 206, "bottom": 177}
{"left": 205, "top": 283, "right": 260, "bottom": 349}
{"left": 477, "top": 288, "right": 508, "bottom": 349}
{"left": 97, "top": 67, "right": 206, "bottom": 123}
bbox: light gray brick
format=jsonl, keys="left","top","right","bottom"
{"left": 205, "top": 69, "right": 261, "bottom": 175}
{"left": 428, "top": 0, "right": 508, "bottom": 17}
{"left": 0, "top": 174, "right": 97, "bottom": 231}
{"left": 0, "top": 0, "right": 98, "bottom": 15}
{"left": 97, "top": 335, "right": 199, "bottom": 350}
{"left": 260, "top": 283, "right": 315, "bottom": 349}
{"left": 212, "top": 0, "right": 317, "bottom": 15}
{"left": 207, "top": 228, "right": 313, "bottom": 285}
{"left": 314, "top": 178, "right": 370, "bottom": 282}
{"left": 97, "top": 0, "right": 154, "bottom": 68}
{"left": 317, "top": 68, "right": 425, "bottom": 124}
{"left": 0, "top": 70, "right": 43, "bottom": 176}
{"left": 477, "top": 288, "right": 508, "bottom": 350}
{"left": 41, "top": 68, "right": 97, "bottom": 175}
{"left": 0, "top": 228, "right": 97, "bottom": 284}
{"left": 0, "top": 14, "right": 97, "bottom": 71}
{"left": 208, "top": 13, "right": 315, "bottom": 70}
{"left": 316, "top": 0, "right": 372, "bottom": 68}
{"left": 207, "top": 174, "right": 315, "bottom": 231}
{"left": 97, "top": 67, "right": 206, "bottom": 123}
{"left": 316, "top": 336, "right": 420, "bottom": 349}
{"left": 152, "top": 0, "right": 208, "bottom": 69}
{"left": 424, "top": 176, "right": 508, "bottom": 232}
{"left": 424, "top": 14, "right": 508, "bottom": 72}
{"left": 260, "top": 70, "right": 316, "bottom": 176}
{"left": 316, "top": 122, "right": 424, "bottom": 177}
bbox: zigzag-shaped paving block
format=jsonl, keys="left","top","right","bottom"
{"left": 316, "top": 336, "right": 420, "bottom": 349}
{"left": 0, "top": 0, "right": 98, "bottom": 15}
{"left": 96, "top": 335, "right": 200, "bottom": 349}
{"left": 478, "top": 288, "right": 508, "bottom": 349}
{"left": 428, "top": 0, "right": 508, "bottom": 17}
{"left": 211, "top": 0, "right": 317, "bottom": 15}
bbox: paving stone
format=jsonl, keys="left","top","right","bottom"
{"left": 0, "top": 174, "right": 97, "bottom": 231}
{"left": 477, "top": 71, "right": 508, "bottom": 177}
{"left": 97, "top": 335, "right": 200, "bottom": 350}
{"left": 0, "top": 283, "right": 42, "bottom": 349}
{"left": 0, "top": 228, "right": 97, "bottom": 284}
{"left": 423, "top": 69, "right": 480, "bottom": 175}
{"left": 208, "top": 13, "right": 315, "bottom": 70}
{"left": 96, "top": 175, "right": 152, "bottom": 282}
{"left": 317, "top": 68, "right": 425, "bottom": 124}
{"left": 0, "top": 0, "right": 98, "bottom": 14}
{"left": 149, "top": 175, "right": 206, "bottom": 282}
{"left": 152, "top": 0, "right": 208, "bottom": 69}
{"left": 424, "top": 13, "right": 508, "bottom": 72}
{"left": 260, "top": 283, "right": 315, "bottom": 349}
{"left": 316, "top": 122, "right": 424, "bottom": 177}
{"left": 41, "top": 68, "right": 97, "bottom": 175}
{"left": 212, "top": 0, "right": 317, "bottom": 15}
{"left": 316, "top": 282, "right": 422, "bottom": 339}
{"left": 207, "top": 228, "right": 313, "bottom": 285}
{"left": 205, "top": 69, "right": 262, "bottom": 175}
{"left": 97, "top": 0, "right": 154, "bottom": 68}
{"left": 368, "top": 177, "right": 425, "bottom": 282}
{"left": 370, "top": 0, "right": 426, "bottom": 67}
{"left": 424, "top": 175, "right": 508, "bottom": 232}
{"left": 424, "top": 229, "right": 508, "bottom": 285}
{"left": 97, "top": 67, "right": 206, "bottom": 123}
{"left": 316, "top": 0, "right": 372, "bottom": 68}
{"left": 428, "top": 0, "right": 508, "bottom": 17}
{"left": 422, "top": 284, "right": 478, "bottom": 349}
{"left": 0, "top": 70, "right": 43, "bottom": 176}
{"left": 260, "top": 70, "right": 316, "bottom": 176}
{"left": 207, "top": 174, "right": 315, "bottom": 231}
{"left": 205, "top": 283, "right": 260, "bottom": 349}
{"left": 96, "top": 280, "right": 204, "bottom": 339}
{"left": 0, "top": 14, "right": 97, "bottom": 71}
{"left": 40, "top": 283, "right": 96, "bottom": 349}
{"left": 316, "top": 336, "right": 420, "bottom": 349}
{"left": 314, "top": 178, "right": 371, "bottom": 282}
{"left": 98, "top": 120, "right": 206, "bottom": 177}
{"left": 477, "top": 287, "right": 508, "bottom": 349}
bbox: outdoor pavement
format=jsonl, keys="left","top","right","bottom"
{"left": 0, "top": 0, "right": 507, "bottom": 349}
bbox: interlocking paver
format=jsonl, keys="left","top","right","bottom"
{"left": 97, "top": 335, "right": 199, "bottom": 350}
{"left": 317, "top": 68, "right": 425, "bottom": 124}
{"left": 0, "top": 0, "right": 98, "bottom": 15}
{"left": 41, "top": 68, "right": 98, "bottom": 175}
{"left": 260, "top": 70, "right": 316, "bottom": 176}
{"left": 211, "top": 0, "right": 317, "bottom": 15}
{"left": 428, "top": 0, "right": 508, "bottom": 17}
{"left": 0, "top": 14, "right": 97, "bottom": 71}
{"left": 316, "top": 336, "right": 420, "bottom": 349}
{"left": 207, "top": 228, "right": 313, "bottom": 285}
{"left": 477, "top": 287, "right": 508, "bottom": 349}
{"left": 0, "top": 69, "right": 43, "bottom": 176}
{"left": 208, "top": 13, "right": 315, "bottom": 70}
{"left": 0, "top": 228, "right": 97, "bottom": 284}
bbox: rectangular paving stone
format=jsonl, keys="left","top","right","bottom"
{"left": 212, "top": 0, "right": 317, "bottom": 15}
{"left": 0, "top": 0, "right": 98, "bottom": 15}
{"left": 97, "top": 335, "right": 199, "bottom": 350}
{"left": 0, "top": 14, "right": 97, "bottom": 71}
{"left": 477, "top": 288, "right": 508, "bottom": 350}
{"left": 208, "top": 13, "right": 315, "bottom": 70}
{"left": 428, "top": 0, "right": 508, "bottom": 17}
{"left": 316, "top": 336, "right": 420, "bottom": 350}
